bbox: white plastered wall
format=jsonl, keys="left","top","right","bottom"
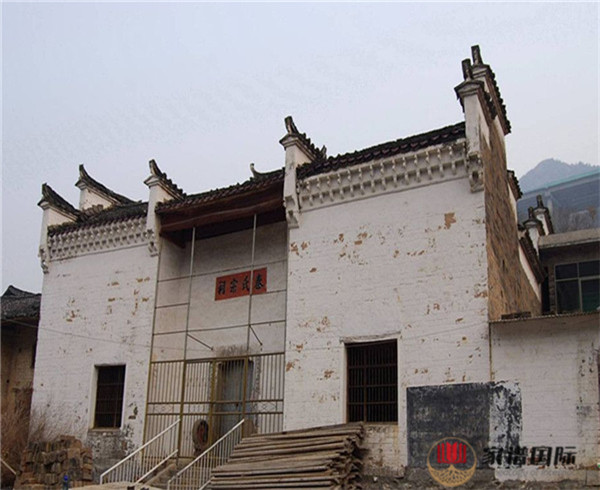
{"left": 31, "top": 242, "right": 158, "bottom": 453}
{"left": 284, "top": 177, "right": 489, "bottom": 473}
{"left": 491, "top": 313, "right": 600, "bottom": 484}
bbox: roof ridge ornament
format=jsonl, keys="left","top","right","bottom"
{"left": 471, "top": 45, "right": 483, "bottom": 65}
{"left": 76, "top": 164, "right": 135, "bottom": 205}
{"left": 461, "top": 59, "right": 473, "bottom": 81}
{"left": 39, "top": 183, "right": 80, "bottom": 218}
{"left": 280, "top": 115, "right": 327, "bottom": 161}
{"left": 147, "top": 159, "right": 185, "bottom": 198}
{"left": 284, "top": 115, "right": 299, "bottom": 135}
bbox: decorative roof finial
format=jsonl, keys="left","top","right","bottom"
{"left": 284, "top": 115, "right": 299, "bottom": 135}
{"left": 471, "top": 45, "right": 483, "bottom": 65}
{"left": 146, "top": 159, "right": 185, "bottom": 198}
{"left": 149, "top": 159, "right": 161, "bottom": 177}
{"left": 536, "top": 194, "right": 545, "bottom": 208}
{"left": 78, "top": 164, "right": 90, "bottom": 180}
{"left": 461, "top": 58, "right": 473, "bottom": 81}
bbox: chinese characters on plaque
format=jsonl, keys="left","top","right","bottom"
{"left": 214, "top": 268, "right": 267, "bottom": 301}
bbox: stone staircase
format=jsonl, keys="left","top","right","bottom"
{"left": 146, "top": 458, "right": 193, "bottom": 489}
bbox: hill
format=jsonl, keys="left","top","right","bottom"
{"left": 519, "top": 158, "right": 598, "bottom": 192}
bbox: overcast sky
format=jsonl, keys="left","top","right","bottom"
{"left": 2, "top": 2, "right": 598, "bottom": 293}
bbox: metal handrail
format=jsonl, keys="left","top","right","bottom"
{"left": 167, "top": 419, "right": 245, "bottom": 490}
{"left": 100, "top": 419, "right": 180, "bottom": 484}
{"left": 1, "top": 458, "right": 17, "bottom": 476}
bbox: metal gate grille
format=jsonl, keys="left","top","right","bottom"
{"left": 145, "top": 352, "right": 284, "bottom": 458}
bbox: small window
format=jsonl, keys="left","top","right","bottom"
{"left": 555, "top": 261, "right": 600, "bottom": 313}
{"left": 347, "top": 340, "right": 397, "bottom": 423}
{"left": 94, "top": 365, "right": 125, "bottom": 428}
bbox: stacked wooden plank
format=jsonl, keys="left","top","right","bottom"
{"left": 207, "top": 423, "right": 364, "bottom": 489}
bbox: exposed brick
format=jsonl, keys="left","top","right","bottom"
{"left": 482, "top": 125, "right": 541, "bottom": 320}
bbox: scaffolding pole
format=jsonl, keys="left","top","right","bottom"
{"left": 177, "top": 226, "right": 196, "bottom": 459}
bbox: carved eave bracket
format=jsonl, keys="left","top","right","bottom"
{"left": 145, "top": 228, "right": 160, "bottom": 256}
{"left": 466, "top": 154, "right": 484, "bottom": 193}
{"left": 38, "top": 247, "right": 49, "bottom": 274}
{"left": 283, "top": 162, "right": 301, "bottom": 229}
{"left": 38, "top": 183, "right": 80, "bottom": 273}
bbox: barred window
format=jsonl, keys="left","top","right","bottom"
{"left": 94, "top": 365, "right": 125, "bottom": 428}
{"left": 347, "top": 340, "right": 397, "bottom": 423}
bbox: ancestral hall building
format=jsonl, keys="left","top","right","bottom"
{"left": 31, "top": 46, "right": 599, "bottom": 485}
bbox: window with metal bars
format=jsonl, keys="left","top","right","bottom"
{"left": 94, "top": 365, "right": 125, "bottom": 428}
{"left": 347, "top": 340, "right": 398, "bottom": 423}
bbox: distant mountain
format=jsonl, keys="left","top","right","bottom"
{"left": 519, "top": 158, "right": 598, "bottom": 193}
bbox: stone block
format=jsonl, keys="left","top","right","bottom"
{"left": 18, "top": 471, "right": 35, "bottom": 483}
{"left": 44, "top": 473, "right": 56, "bottom": 485}
{"left": 66, "top": 448, "right": 79, "bottom": 460}
{"left": 68, "top": 456, "right": 81, "bottom": 469}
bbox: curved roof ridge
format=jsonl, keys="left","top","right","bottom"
{"left": 76, "top": 164, "right": 136, "bottom": 205}
{"left": 38, "top": 183, "right": 80, "bottom": 218}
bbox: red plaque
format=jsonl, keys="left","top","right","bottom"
{"left": 215, "top": 268, "right": 267, "bottom": 301}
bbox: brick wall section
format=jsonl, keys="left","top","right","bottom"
{"left": 483, "top": 125, "right": 541, "bottom": 320}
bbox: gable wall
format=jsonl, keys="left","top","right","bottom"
{"left": 483, "top": 124, "right": 541, "bottom": 320}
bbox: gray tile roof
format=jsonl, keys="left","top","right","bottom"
{"left": 1, "top": 286, "right": 41, "bottom": 322}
